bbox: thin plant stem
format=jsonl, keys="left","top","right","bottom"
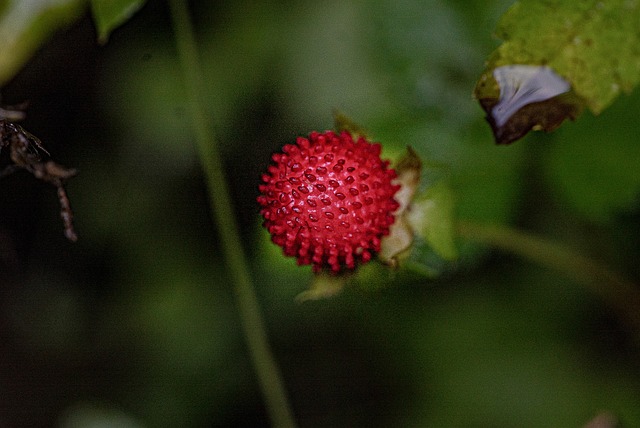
{"left": 167, "top": 1, "right": 296, "bottom": 426}
{"left": 457, "top": 220, "right": 640, "bottom": 332}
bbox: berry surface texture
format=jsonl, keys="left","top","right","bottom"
{"left": 258, "top": 130, "right": 400, "bottom": 273}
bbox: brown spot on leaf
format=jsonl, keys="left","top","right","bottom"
{"left": 475, "top": 65, "right": 584, "bottom": 144}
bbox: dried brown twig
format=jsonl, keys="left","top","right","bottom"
{"left": 0, "top": 105, "right": 78, "bottom": 241}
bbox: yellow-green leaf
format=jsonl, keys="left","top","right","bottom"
{"left": 0, "top": 0, "right": 86, "bottom": 87}
{"left": 90, "top": 0, "right": 146, "bottom": 44}
{"left": 475, "top": 0, "right": 640, "bottom": 144}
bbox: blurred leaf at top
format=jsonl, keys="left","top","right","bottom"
{"left": 475, "top": 0, "right": 640, "bottom": 144}
{"left": 0, "top": 0, "right": 86, "bottom": 87}
{"left": 90, "top": 0, "right": 146, "bottom": 43}
{"left": 545, "top": 91, "right": 640, "bottom": 223}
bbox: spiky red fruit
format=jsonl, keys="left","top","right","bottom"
{"left": 258, "top": 130, "right": 400, "bottom": 273}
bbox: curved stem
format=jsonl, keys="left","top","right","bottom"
{"left": 457, "top": 220, "right": 640, "bottom": 332}
{"left": 167, "top": 1, "right": 296, "bottom": 426}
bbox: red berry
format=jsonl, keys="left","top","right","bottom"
{"left": 258, "top": 130, "right": 400, "bottom": 273}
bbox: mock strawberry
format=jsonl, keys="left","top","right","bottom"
{"left": 258, "top": 130, "right": 400, "bottom": 273}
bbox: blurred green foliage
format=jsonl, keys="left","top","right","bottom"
{"left": 91, "top": 0, "right": 147, "bottom": 43}
{"left": 1, "top": 0, "right": 639, "bottom": 426}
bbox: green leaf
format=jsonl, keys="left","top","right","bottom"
{"left": 90, "top": 0, "right": 146, "bottom": 43}
{"left": 475, "top": 0, "right": 640, "bottom": 143}
{"left": 0, "top": 0, "right": 86, "bottom": 87}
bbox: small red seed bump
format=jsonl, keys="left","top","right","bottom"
{"left": 339, "top": 207, "right": 348, "bottom": 214}
{"left": 329, "top": 180, "right": 340, "bottom": 188}
{"left": 345, "top": 176, "right": 355, "bottom": 184}
{"left": 349, "top": 188, "right": 359, "bottom": 196}
{"left": 316, "top": 166, "right": 327, "bottom": 175}
{"left": 324, "top": 211, "right": 335, "bottom": 219}
{"left": 315, "top": 183, "right": 327, "bottom": 192}
{"left": 335, "top": 192, "right": 346, "bottom": 200}
{"left": 321, "top": 198, "right": 332, "bottom": 205}
{"left": 305, "top": 173, "right": 316, "bottom": 182}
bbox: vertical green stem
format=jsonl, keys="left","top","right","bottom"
{"left": 167, "top": 1, "right": 296, "bottom": 426}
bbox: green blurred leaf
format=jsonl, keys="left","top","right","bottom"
{"left": 0, "top": 0, "right": 86, "bottom": 87}
{"left": 475, "top": 0, "right": 640, "bottom": 143}
{"left": 545, "top": 91, "right": 640, "bottom": 223}
{"left": 90, "top": 0, "right": 145, "bottom": 43}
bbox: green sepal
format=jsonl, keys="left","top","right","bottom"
{"left": 90, "top": 0, "right": 146, "bottom": 44}
{"left": 332, "top": 109, "right": 369, "bottom": 139}
{"left": 296, "top": 272, "right": 347, "bottom": 302}
{"left": 407, "top": 181, "right": 458, "bottom": 261}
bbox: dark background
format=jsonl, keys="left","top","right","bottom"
{"left": 1, "top": 1, "right": 639, "bottom": 426}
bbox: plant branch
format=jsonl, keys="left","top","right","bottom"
{"left": 167, "top": 1, "right": 296, "bottom": 426}
{"left": 457, "top": 220, "right": 640, "bottom": 332}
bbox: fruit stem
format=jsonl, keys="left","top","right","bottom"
{"left": 457, "top": 220, "right": 640, "bottom": 333}
{"left": 167, "top": 1, "right": 296, "bottom": 426}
